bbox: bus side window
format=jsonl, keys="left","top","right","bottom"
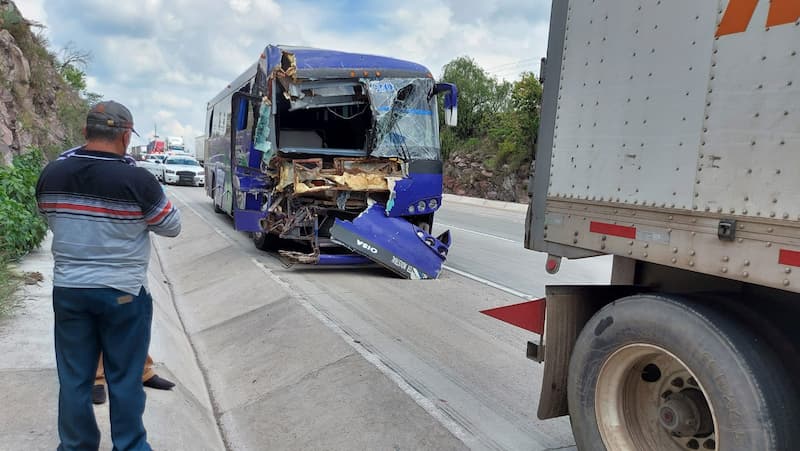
{"left": 236, "top": 97, "right": 249, "bottom": 131}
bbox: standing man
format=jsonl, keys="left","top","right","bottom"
{"left": 36, "top": 101, "right": 181, "bottom": 451}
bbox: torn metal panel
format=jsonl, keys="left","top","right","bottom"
{"left": 276, "top": 158, "right": 402, "bottom": 195}
{"left": 330, "top": 203, "right": 451, "bottom": 279}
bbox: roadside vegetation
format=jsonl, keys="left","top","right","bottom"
{"left": 0, "top": 151, "right": 47, "bottom": 312}
{"left": 0, "top": 2, "right": 99, "bottom": 313}
{"left": 438, "top": 56, "right": 542, "bottom": 170}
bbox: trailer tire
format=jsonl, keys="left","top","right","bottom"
{"left": 568, "top": 294, "right": 798, "bottom": 451}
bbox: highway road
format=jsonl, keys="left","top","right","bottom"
{"left": 165, "top": 185, "right": 612, "bottom": 451}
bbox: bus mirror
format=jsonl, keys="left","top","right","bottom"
{"left": 434, "top": 83, "right": 458, "bottom": 127}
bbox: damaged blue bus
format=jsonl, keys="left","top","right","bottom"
{"left": 204, "top": 45, "right": 458, "bottom": 279}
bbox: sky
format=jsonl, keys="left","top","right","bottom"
{"left": 17, "top": 0, "right": 551, "bottom": 154}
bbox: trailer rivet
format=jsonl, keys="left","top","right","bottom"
{"left": 601, "top": 244, "right": 606, "bottom": 250}
{"left": 787, "top": 268, "right": 793, "bottom": 275}
{"left": 629, "top": 241, "right": 635, "bottom": 246}
{"left": 742, "top": 209, "right": 748, "bottom": 215}
{"left": 743, "top": 271, "right": 749, "bottom": 278}
{"left": 784, "top": 213, "right": 790, "bottom": 219}
{"left": 689, "top": 261, "right": 695, "bottom": 267}
{"left": 767, "top": 227, "right": 774, "bottom": 233}
{"left": 722, "top": 267, "right": 728, "bottom": 273}
{"left": 784, "top": 280, "right": 791, "bottom": 287}
{"left": 673, "top": 248, "right": 679, "bottom": 254}
{"left": 573, "top": 239, "right": 579, "bottom": 244}
{"left": 671, "top": 257, "right": 678, "bottom": 263}
{"left": 629, "top": 251, "right": 634, "bottom": 255}
{"left": 737, "top": 238, "right": 744, "bottom": 243}
{"left": 723, "top": 256, "right": 729, "bottom": 262}
{"left": 767, "top": 242, "right": 773, "bottom": 248}
{"left": 771, "top": 212, "right": 777, "bottom": 218}
{"left": 690, "top": 250, "right": 696, "bottom": 256}
{"left": 602, "top": 236, "right": 607, "bottom": 241}
{"left": 643, "top": 252, "right": 648, "bottom": 258}
{"left": 744, "top": 260, "right": 750, "bottom": 266}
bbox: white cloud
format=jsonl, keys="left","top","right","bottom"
{"left": 32, "top": 0, "right": 550, "bottom": 153}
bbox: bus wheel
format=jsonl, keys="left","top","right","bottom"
{"left": 567, "top": 294, "right": 798, "bottom": 451}
{"left": 212, "top": 186, "right": 224, "bottom": 214}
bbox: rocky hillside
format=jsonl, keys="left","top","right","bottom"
{"left": 444, "top": 151, "right": 531, "bottom": 203}
{"left": 0, "top": 0, "right": 87, "bottom": 166}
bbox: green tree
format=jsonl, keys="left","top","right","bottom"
{"left": 439, "top": 56, "right": 511, "bottom": 140}
{"left": 60, "top": 64, "right": 87, "bottom": 91}
{"left": 510, "top": 71, "right": 542, "bottom": 157}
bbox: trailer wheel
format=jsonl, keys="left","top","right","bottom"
{"left": 568, "top": 294, "right": 798, "bottom": 451}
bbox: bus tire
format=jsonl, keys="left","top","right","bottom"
{"left": 212, "top": 186, "right": 224, "bottom": 214}
{"left": 567, "top": 294, "right": 798, "bottom": 451}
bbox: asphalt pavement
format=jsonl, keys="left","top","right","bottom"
{"left": 165, "top": 186, "right": 607, "bottom": 450}
{"left": 0, "top": 187, "right": 612, "bottom": 450}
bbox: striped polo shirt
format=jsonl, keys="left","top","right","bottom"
{"left": 36, "top": 148, "right": 181, "bottom": 295}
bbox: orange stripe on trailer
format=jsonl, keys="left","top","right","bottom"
{"left": 717, "top": 0, "right": 800, "bottom": 37}
{"left": 480, "top": 298, "right": 546, "bottom": 335}
{"left": 766, "top": 0, "right": 800, "bottom": 28}
{"left": 717, "top": 0, "right": 759, "bottom": 37}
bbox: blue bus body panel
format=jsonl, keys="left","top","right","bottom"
{"left": 263, "top": 45, "right": 431, "bottom": 79}
{"left": 330, "top": 204, "right": 451, "bottom": 279}
{"left": 387, "top": 173, "right": 443, "bottom": 218}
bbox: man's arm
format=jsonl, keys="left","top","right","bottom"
{"left": 134, "top": 169, "right": 181, "bottom": 237}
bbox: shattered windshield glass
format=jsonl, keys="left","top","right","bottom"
{"left": 366, "top": 78, "right": 440, "bottom": 161}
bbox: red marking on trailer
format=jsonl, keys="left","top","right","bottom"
{"left": 480, "top": 298, "right": 546, "bottom": 335}
{"left": 779, "top": 249, "right": 800, "bottom": 267}
{"left": 589, "top": 221, "right": 637, "bottom": 240}
{"left": 717, "top": 0, "right": 800, "bottom": 37}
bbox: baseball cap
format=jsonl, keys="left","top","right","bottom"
{"left": 86, "top": 100, "right": 140, "bottom": 136}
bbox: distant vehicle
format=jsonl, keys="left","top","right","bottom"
{"left": 130, "top": 144, "right": 148, "bottom": 160}
{"left": 147, "top": 139, "right": 166, "bottom": 154}
{"left": 166, "top": 136, "right": 185, "bottom": 154}
{"left": 139, "top": 154, "right": 166, "bottom": 181}
{"left": 162, "top": 155, "right": 204, "bottom": 186}
{"left": 204, "top": 44, "right": 458, "bottom": 278}
{"left": 194, "top": 135, "right": 206, "bottom": 165}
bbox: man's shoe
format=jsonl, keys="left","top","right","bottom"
{"left": 92, "top": 384, "right": 107, "bottom": 405}
{"left": 143, "top": 374, "right": 175, "bottom": 390}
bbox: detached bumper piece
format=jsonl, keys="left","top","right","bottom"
{"left": 330, "top": 204, "right": 451, "bottom": 279}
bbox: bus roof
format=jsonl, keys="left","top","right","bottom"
{"left": 262, "top": 45, "right": 432, "bottom": 79}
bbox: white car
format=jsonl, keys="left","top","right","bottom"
{"left": 139, "top": 154, "right": 166, "bottom": 181}
{"left": 161, "top": 156, "right": 205, "bottom": 186}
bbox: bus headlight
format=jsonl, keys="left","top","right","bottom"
{"left": 417, "top": 201, "right": 427, "bottom": 212}
{"left": 428, "top": 199, "right": 438, "bottom": 210}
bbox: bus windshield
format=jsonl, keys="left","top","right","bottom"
{"left": 367, "top": 78, "right": 440, "bottom": 161}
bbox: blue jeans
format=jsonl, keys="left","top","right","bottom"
{"left": 53, "top": 286, "right": 152, "bottom": 451}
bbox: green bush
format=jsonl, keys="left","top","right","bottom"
{"left": 0, "top": 151, "right": 48, "bottom": 259}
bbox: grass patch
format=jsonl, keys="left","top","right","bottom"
{"left": 0, "top": 252, "right": 20, "bottom": 317}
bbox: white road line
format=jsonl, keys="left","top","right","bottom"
{"left": 166, "top": 188, "right": 474, "bottom": 447}
{"left": 436, "top": 222, "right": 520, "bottom": 244}
{"left": 443, "top": 265, "right": 533, "bottom": 299}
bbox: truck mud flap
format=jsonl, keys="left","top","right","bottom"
{"left": 330, "top": 204, "right": 451, "bottom": 279}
